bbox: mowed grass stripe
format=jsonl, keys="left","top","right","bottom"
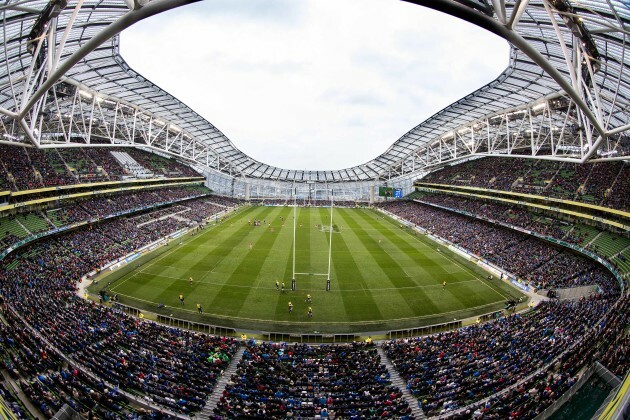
{"left": 347, "top": 209, "right": 498, "bottom": 315}
{"left": 362, "top": 212, "right": 454, "bottom": 282}
{"left": 331, "top": 209, "right": 421, "bottom": 320}
{"left": 207, "top": 207, "right": 289, "bottom": 316}
{"left": 321, "top": 208, "right": 383, "bottom": 322}
{"left": 274, "top": 228, "right": 300, "bottom": 322}
{"left": 152, "top": 207, "right": 275, "bottom": 305}
{"left": 143, "top": 206, "right": 268, "bottom": 285}
{"left": 376, "top": 209, "right": 496, "bottom": 284}
{"left": 271, "top": 207, "right": 350, "bottom": 325}
{"left": 118, "top": 206, "right": 272, "bottom": 307}
{"left": 358, "top": 209, "right": 460, "bottom": 280}
{"left": 298, "top": 207, "right": 312, "bottom": 274}
{"left": 237, "top": 206, "right": 297, "bottom": 322}
{"left": 337, "top": 209, "right": 441, "bottom": 317}
{"left": 183, "top": 206, "right": 274, "bottom": 278}
{"left": 363, "top": 209, "right": 509, "bottom": 309}
{"left": 102, "top": 207, "right": 525, "bottom": 332}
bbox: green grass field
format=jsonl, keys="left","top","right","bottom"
{"left": 93, "top": 206, "right": 524, "bottom": 333}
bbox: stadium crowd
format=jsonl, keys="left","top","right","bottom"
{"left": 420, "top": 157, "right": 629, "bottom": 211}
{"left": 382, "top": 298, "right": 613, "bottom": 416}
{"left": 378, "top": 200, "right": 619, "bottom": 294}
{"left": 0, "top": 196, "right": 240, "bottom": 415}
{"left": 449, "top": 296, "right": 629, "bottom": 419}
{"left": 250, "top": 198, "right": 360, "bottom": 207}
{"left": 412, "top": 193, "right": 629, "bottom": 286}
{"left": 0, "top": 145, "right": 202, "bottom": 191}
{"left": 0, "top": 185, "right": 231, "bottom": 252}
{"left": 0, "top": 145, "right": 625, "bottom": 418}
{"left": 0, "top": 311, "right": 154, "bottom": 418}
{"left": 215, "top": 341, "right": 413, "bottom": 418}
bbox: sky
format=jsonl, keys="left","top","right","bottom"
{"left": 120, "top": 0, "right": 509, "bottom": 171}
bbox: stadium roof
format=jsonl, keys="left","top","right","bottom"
{"left": 0, "top": 0, "right": 628, "bottom": 182}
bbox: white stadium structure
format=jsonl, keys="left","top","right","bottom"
{"left": 1, "top": 0, "right": 628, "bottom": 199}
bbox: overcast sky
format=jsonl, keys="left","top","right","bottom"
{"left": 120, "top": 0, "right": 509, "bottom": 171}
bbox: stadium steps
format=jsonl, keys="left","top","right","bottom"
{"left": 1, "top": 371, "right": 44, "bottom": 418}
{"left": 0, "top": 217, "right": 28, "bottom": 241}
{"left": 611, "top": 245, "right": 630, "bottom": 277}
{"left": 199, "top": 345, "right": 246, "bottom": 420}
{"left": 171, "top": 213, "right": 192, "bottom": 223}
{"left": 11, "top": 217, "right": 31, "bottom": 236}
{"left": 40, "top": 212, "right": 56, "bottom": 229}
{"left": 46, "top": 209, "right": 66, "bottom": 228}
{"left": 590, "top": 233, "right": 630, "bottom": 258}
{"left": 376, "top": 346, "right": 427, "bottom": 419}
{"left": 15, "top": 213, "right": 50, "bottom": 234}
{"left": 584, "top": 229, "right": 603, "bottom": 247}
{"left": 561, "top": 225, "right": 576, "bottom": 241}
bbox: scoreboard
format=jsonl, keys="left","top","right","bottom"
{"left": 379, "top": 187, "right": 403, "bottom": 198}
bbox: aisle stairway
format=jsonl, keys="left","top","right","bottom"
{"left": 377, "top": 346, "right": 427, "bottom": 419}
{"left": 110, "top": 151, "right": 153, "bottom": 178}
{"left": 197, "top": 346, "right": 245, "bottom": 420}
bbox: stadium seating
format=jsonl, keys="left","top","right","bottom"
{"left": 14, "top": 213, "right": 52, "bottom": 235}
{"left": 0, "top": 314, "right": 154, "bottom": 418}
{"left": 83, "top": 148, "right": 127, "bottom": 181}
{"left": 0, "top": 146, "right": 41, "bottom": 191}
{"left": 383, "top": 298, "right": 612, "bottom": 416}
{"left": 0, "top": 148, "right": 626, "bottom": 418}
{"left": 0, "top": 195, "right": 241, "bottom": 415}
{"left": 215, "top": 341, "right": 413, "bottom": 418}
{"left": 452, "top": 296, "right": 628, "bottom": 418}
{"left": 125, "top": 148, "right": 200, "bottom": 178}
{"left": 0, "top": 145, "right": 202, "bottom": 192}
{"left": 378, "top": 199, "right": 627, "bottom": 417}
{"left": 420, "top": 157, "right": 630, "bottom": 211}
{"left": 0, "top": 185, "right": 223, "bottom": 255}
{"left": 377, "top": 200, "right": 620, "bottom": 294}
{"left": 411, "top": 193, "right": 629, "bottom": 285}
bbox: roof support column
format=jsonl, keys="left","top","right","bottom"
{"left": 404, "top": 0, "right": 608, "bottom": 162}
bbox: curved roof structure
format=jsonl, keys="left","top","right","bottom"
{"left": 0, "top": 0, "right": 628, "bottom": 183}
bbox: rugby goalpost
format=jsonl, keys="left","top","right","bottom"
{"left": 291, "top": 188, "right": 334, "bottom": 291}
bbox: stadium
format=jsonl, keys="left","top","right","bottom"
{"left": 0, "top": 0, "right": 628, "bottom": 418}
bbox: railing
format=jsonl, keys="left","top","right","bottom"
{"left": 433, "top": 295, "right": 624, "bottom": 419}
{"left": 387, "top": 320, "right": 462, "bottom": 340}
{"left": 156, "top": 313, "right": 236, "bottom": 338}
{"left": 409, "top": 199, "right": 626, "bottom": 294}
{"left": 534, "top": 362, "right": 622, "bottom": 420}
{"left": 262, "top": 332, "right": 359, "bottom": 343}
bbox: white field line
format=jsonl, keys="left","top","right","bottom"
{"left": 113, "top": 291, "right": 504, "bottom": 325}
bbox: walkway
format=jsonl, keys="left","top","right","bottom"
{"left": 197, "top": 346, "right": 245, "bottom": 419}
{"left": 376, "top": 346, "right": 426, "bottom": 419}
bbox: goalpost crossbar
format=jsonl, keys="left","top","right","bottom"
{"left": 292, "top": 188, "right": 334, "bottom": 290}
{"left": 294, "top": 272, "right": 329, "bottom": 276}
